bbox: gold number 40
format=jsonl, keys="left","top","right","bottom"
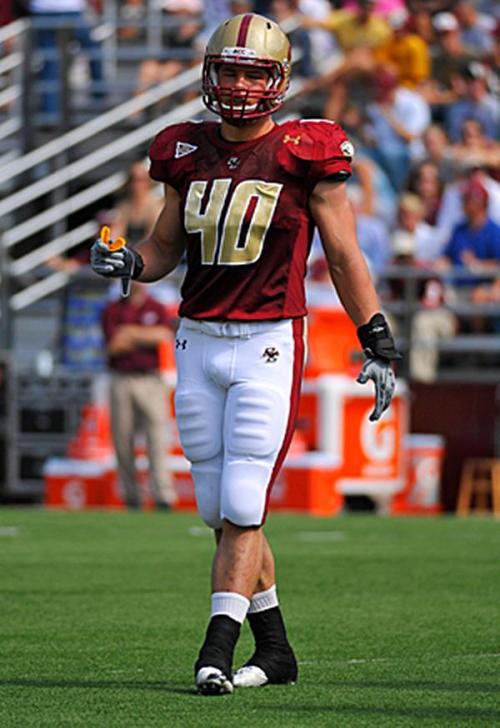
{"left": 185, "top": 178, "right": 283, "bottom": 265}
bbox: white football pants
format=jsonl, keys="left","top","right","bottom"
{"left": 174, "top": 317, "right": 306, "bottom": 529}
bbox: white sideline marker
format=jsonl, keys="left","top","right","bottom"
{"left": 188, "top": 526, "right": 213, "bottom": 538}
{"left": 297, "top": 531, "right": 346, "bottom": 542}
{"left": 0, "top": 527, "right": 19, "bottom": 537}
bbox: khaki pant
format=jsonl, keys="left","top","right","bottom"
{"left": 410, "top": 309, "right": 457, "bottom": 383}
{"left": 109, "top": 372, "right": 175, "bottom": 508}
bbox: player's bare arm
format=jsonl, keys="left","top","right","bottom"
{"left": 309, "top": 178, "right": 380, "bottom": 326}
{"left": 90, "top": 184, "right": 185, "bottom": 286}
{"left": 310, "top": 177, "right": 401, "bottom": 421}
{"left": 135, "top": 184, "right": 186, "bottom": 282}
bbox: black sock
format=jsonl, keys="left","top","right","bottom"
{"left": 194, "top": 615, "right": 241, "bottom": 677}
{"left": 248, "top": 606, "right": 290, "bottom": 650}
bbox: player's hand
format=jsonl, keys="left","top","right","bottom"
{"left": 90, "top": 226, "right": 139, "bottom": 278}
{"left": 356, "top": 357, "right": 395, "bottom": 422}
{"left": 356, "top": 312, "right": 401, "bottom": 422}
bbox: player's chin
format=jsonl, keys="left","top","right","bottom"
{"left": 222, "top": 110, "right": 265, "bottom": 128}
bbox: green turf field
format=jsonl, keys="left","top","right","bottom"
{"left": 0, "top": 509, "right": 498, "bottom": 727}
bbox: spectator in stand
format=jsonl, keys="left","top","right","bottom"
{"left": 437, "top": 179, "right": 500, "bottom": 273}
{"left": 393, "top": 193, "right": 445, "bottom": 262}
{"left": 374, "top": 8, "right": 431, "bottom": 89}
{"left": 302, "top": 0, "right": 392, "bottom": 53}
{"left": 407, "top": 160, "right": 445, "bottom": 225}
{"left": 445, "top": 61, "right": 500, "bottom": 143}
{"left": 449, "top": 117, "right": 500, "bottom": 171}
{"left": 102, "top": 281, "right": 176, "bottom": 511}
{"left": 453, "top": 0, "right": 496, "bottom": 57}
{"left": 408, "top": 8, "right": 434, "bottom": 46}
{"left": 363, "top": 68, "right": 431, "bottom": 191}
{"left": 108, "top": 160, "right": 163, "bottom": 249}
{"left": 118, "top": 0, "right": 146, "bottom": 42}
{"left": 436, "top": 179, "right": 500, "bottom": 335}
{"left": 340, "top": 105, "right": 399, "bottom": 224}
{"left": 29, "top": 0, "right": 105, "bottom": 118}
{"left": 418, "top": 124, "right": 457, "bottom": 183}
{"left": 421, "top": 11, "right": 479, "bottom": 116}
{"left": 300, "top": 0, "right": 392, "bottom": 119}
{"left": 297, "top": 0, "right": 338, "bottom": 76}
{"left": 436, "top": 166, "right": 500, "bottom": 244}
{"left": 388, "top": 230, "right": 457, "bottom": 382}
{"left": 471, "top": 277, "right": 500, "bottom": 334}
{"left": 406, "top": 0, "right": 456, "bottom": 13}
{"left": 269, "top": 0, "right": 315, "bottom": 78}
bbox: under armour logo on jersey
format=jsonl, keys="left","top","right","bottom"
{"left": 176, "top": 338, "right": 187, "bottom": 350}
{"left": 262, "top": 346, "right": 279, "bottom": 363}
{"left": 283, "top": 134, "right": 301, "bottom": 146}
{"left": 227, "top": 156, "right": 240, "bottom": 170}
{"left": 174, "top": 141, "right": 197, "bottom": 159}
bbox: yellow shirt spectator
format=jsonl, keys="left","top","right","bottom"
{"left": 375, "top": 31, "right": 430, "bottom": 88}
{"left": 320, "top": 9, "right": 392, "bottom": 52}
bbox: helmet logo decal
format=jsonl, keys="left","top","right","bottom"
{"left": 221, "top": 46, "right": 257, "bottom": 59}
{"left": 174, "top": 141, "right": 198, "bottom": 159}
{"left": 227, "top": 156, "right": 240, "bottom": 170}
{"left": 283, "top": 133, "right": 301, "bottom": 146}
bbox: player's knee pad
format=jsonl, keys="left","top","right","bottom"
{"left": 220, "top": 460, "right": 270, "bottom": 527}
{"left": 226, "top": 383, "right": 287, "bottom": 459}
{"left": 191, "top": 458, "right": 223, "bottom": 530}
{"left": 174, "top": 390, "right": 222, "bottom": 463}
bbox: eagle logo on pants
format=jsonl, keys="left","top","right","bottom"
{"left": 262, "top": 346, "right": 279, "bottom": 363}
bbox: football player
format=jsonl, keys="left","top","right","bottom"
{"left": 91, "top": 13, "right": 400, "bottom": 695}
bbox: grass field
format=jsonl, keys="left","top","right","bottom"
{"left": 0, "top": 508, "right": 499, "bottom": 727}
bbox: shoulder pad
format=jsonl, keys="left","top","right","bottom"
{"left": 279, "top": 119, "right": 354, "bottom": 162}
{"left": 149, "top": 120, "right": 205, "bottom": 163}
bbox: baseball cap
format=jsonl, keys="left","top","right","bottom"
{"left": 432, "top": 12, "right": 459, "bottom": 33}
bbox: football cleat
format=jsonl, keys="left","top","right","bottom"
{"left": 233, "top": 647, "right": 298, "bottom": 688}
{"left": 232, "top": 665, "right": 268, "bottom": 688}
{"left": 195, "top": 666, "right": 234, "bottom": 696}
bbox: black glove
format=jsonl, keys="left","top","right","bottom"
{"left": 90, "top": 227, "right": 144, "bottom": 297}
{"left": 356, "top": 313, "right": 401, "bottom": 422}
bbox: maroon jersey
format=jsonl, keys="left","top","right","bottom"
{"left": 102, "top": 295, "right": 170, "bottom": 373}
{"left": 149, "top": 119, "right": 353, "bottom": 321}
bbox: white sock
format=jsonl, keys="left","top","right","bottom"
{"left": 211, "top": 591, "right": 250, "bottom": 625}
{"left": 247, "top": 585, "right": 279, "bottom": 614}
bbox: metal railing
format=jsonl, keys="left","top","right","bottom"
{"left": 0, "top": 18, "right": 27, "bottom": 150}
{"left": 379, "top": 265, "right": 500, "bottom": 381}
